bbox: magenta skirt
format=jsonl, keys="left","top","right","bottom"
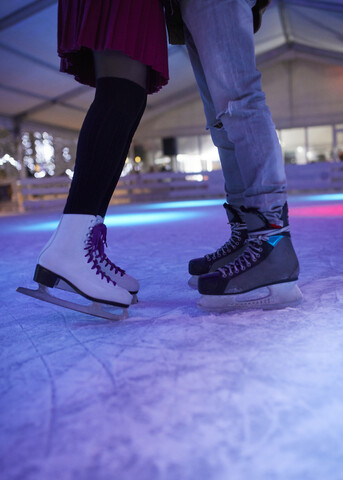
{"left": 58, "top": 0, "right": 169, "bottom": 94}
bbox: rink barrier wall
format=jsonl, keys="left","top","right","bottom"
{"left": 0, "top": 178, "right": 23, "bottom": 214}
{"left": 9, "top": 162, "right": 343, "bottom": 212}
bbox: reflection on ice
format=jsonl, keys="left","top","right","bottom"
{"left": 13, "top": 210, "right": 204, "bottom": 233}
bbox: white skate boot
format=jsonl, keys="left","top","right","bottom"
{"left": 94, "top": 216, "right": 139, "bottom": 303}
{"left": 17, "top": 214, "right": 132, "bottom": 320}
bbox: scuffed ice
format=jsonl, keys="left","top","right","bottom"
{"left": 1, "top": 195, "right": 343, "bottom": 480}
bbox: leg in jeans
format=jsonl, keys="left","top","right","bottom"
{"left": 180, "top": 0, "right": 287, "bottom": 219}
{"left": 183, "top": 26, "right": 246, "bottom": 208}
{"left": 185, "top": 22, "right": 249, "bottom": 286}
{"left": 180, "top": 0, "right": 301, "bottom": 309}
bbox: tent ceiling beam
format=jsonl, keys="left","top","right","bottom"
{"left": 0, "top": 0, "right": 57, "bottom": 31}
{"left": 14, "top": 86, "right": 89, "bottom": 122}
{"left": 257, "top": 42, "right": 343, "bottom": 67}
{"left": 278, "top": 0, "right": 292, "bottom": 44}
{"left": 284, "top": 0, "right": 343, "bottom": 12}
{"left": 141, "top": 86, "right": 201, "bottom": 124}
{"left": 0, "top": 42, "right": 58, "bottom": 72}
{"left": 292, "top": 43, "right": 343, "bottom": 65}
{"left": 256, "top": 44, "right": 291, "bottom": 66}
{"left": 0, "top": 82, "right": 49, "bottom": 102}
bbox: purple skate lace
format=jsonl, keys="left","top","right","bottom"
{"left": 84, "top": 224, "right": 125, "bottom": 285}
{"left": 95, "top": 224, "right": 125, "bottom": 276}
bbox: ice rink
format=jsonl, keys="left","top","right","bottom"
{"left": 1, "top": 193, "right": 343, "bottom": 480}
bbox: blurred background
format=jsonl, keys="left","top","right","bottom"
{"left": 0, "top": 0, "right": 343, "bottom": 214}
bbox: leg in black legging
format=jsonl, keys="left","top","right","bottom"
{"left": 97, "top": 95, "right": 147, "bottom": 218}
{"left": 64, "top": 50, "right": 147, "bottom": 216}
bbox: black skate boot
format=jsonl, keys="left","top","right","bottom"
{"left": 197, "top": 203, "right": 302, "bottom": 312}
{"left": 188, "top": 203, "right": 248, "bottom": 289}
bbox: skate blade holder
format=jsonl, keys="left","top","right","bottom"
{"left": 131, "top": 293, "right": 138, "bottom": 304}
{"left": 55, "top": 278, "right": 138, "bottom": 305}
{"left": 188, "top": 275, "right": 198, "bottom": 290}
{"left": 17, "top": 284, "right": 129, "bottom": 321}
{"left": 198, "top": 281, "right": 303, "bottom": 313}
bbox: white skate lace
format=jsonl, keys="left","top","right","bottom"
{"left": 205, "top": 223, "right": 246, "bottom": 261}
{"left": 218, "top": 225, "right": 290, "bottom": 278}
{"left": 84, "top": 224, "right": 124, "bottom": 285}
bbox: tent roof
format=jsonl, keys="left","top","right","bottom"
{"left": 0, "top": 0, "right": 343, "bottom": 134}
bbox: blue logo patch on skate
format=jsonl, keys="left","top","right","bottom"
{"left": 267, "top": 235, "right": 283, "bottom": 247}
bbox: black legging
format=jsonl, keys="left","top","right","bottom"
{"left": 64, "top": 77, "right": 147, "bottom": 217}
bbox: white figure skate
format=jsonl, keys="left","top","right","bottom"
{"left": 54, "top": 216, "right": 139, "bottom": 303}
{"left": 17, "top": 214, "right": 132, "bottom": 321}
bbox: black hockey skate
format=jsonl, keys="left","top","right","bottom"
{"left": 198, "top": 203, "right": 302, "bottom": 312}
{"left": 188, "top": 203, "right": 248, "bottom": 289}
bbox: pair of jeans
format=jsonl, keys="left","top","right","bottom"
{"left": 179, "top": 0, "right": 287, "bottom": 212}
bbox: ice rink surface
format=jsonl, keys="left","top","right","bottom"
{"left": 1, "top": 193, "right": 343, "bottom": 480}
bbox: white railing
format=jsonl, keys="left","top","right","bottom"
{"left": 14, "top": 171, "right": 216, "bottom": 212}
{"left": 285, "top": 162, "right": 343, "bottom": 192}
{"left": 9, "top": 162, "right": 343, "bottom": 213}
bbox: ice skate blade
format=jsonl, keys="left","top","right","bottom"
{"left": 198, "top": 281, "right": 303, "bottom": 313}
{"left": 17, "top": 285, "right": 128, "bottom": 321}
{"left": 188, "top": 275, "right": 198, "bottom": 290}
{"left": 56, "top": 279, "right": 139, "bottom": 305}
